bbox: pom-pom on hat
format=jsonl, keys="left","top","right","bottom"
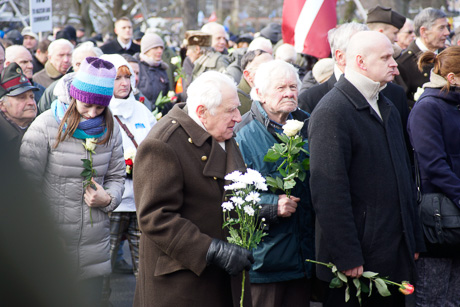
{"left": 69, "top": 57, "right": 116, "bottom": 107}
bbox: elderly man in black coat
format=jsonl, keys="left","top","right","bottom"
{"left": 308, "top": 31, "right": 425, "bottom": 307}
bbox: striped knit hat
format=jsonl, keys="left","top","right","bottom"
{"left": 69, "top": 57, "right": 116, "bottom": 106}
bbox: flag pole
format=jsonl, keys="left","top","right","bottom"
{"left": 353, "top": 0, "right": 367, "bottom": 21}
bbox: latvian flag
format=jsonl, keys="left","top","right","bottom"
{"left": 282, "top": 0, "right": 337, "bottom": 59}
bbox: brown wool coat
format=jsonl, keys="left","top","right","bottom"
{"left": 133, "top": 103, "right": 251, "bottom": 307}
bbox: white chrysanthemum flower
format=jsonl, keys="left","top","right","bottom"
{"left": 244, "top": 205, "right": 255, "bottom": 216}
{"left": 245, "top": 191, "right": 261, "bottom": 203}
{"left": 224, "top": 182, "right": 246, "bottom": 190}
{"left": 255, "top": 181, "right": 268, "bottom": 191}
{"left": 222, "top": 201, "right": 234, "bottom": 211}
{"left": 225, "top": 170, "right": 243, "bottom": 182}
{"left": 261, "top": 218, "right": 266, "bottom": 222}
{"left": 282, "top": 119, "right": 304, "bottom": 137}
{"left": 230, "top": 196, "right": 244, "bottom": 206}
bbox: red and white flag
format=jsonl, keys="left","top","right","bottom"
{"left": 282, "top": 0, "right": 337, "bottom": 59}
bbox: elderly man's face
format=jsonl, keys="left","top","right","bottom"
{"left": 397, "top": 22, "right": 415, "bottom": 49}
{"left": 362, "top": 38, "right": 398, "bottom": 86}
{"left": 201, "top": 84, "right": 241, "bottom": 142}
{"left": 72, "top": 50, "right": 97, "bottom": 72}
{"left": 422, "top": 18, "right": 449, "bottom": 51}
{"left": 212, "top": 27, "right": 227, "bottom": 53}
{"left": 0, "top": 90, "right": 36, "bottom": 127}
{"left": 259, "top": 74, "right": 298, "bottom": 117}
{"left": 13, "top": 48, "right": 34, "bottom": 79}
{"left": 49, "top": 44, "right": 72, "bottom": 75}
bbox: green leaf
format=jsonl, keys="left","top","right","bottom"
{"left": 337, "top": 271, "right": 348, "bottom": 283}
{"left": 290, "top": 146, "right": 301, "bottom": 155}
{"left": 353, "top": 278, "right": 362, "bottom": 306}
{"left": 374, "top": 278, "right": 391, "bottom": 297}
{"left": 329, "top": 277, "right": 343, "bottom": 289}
{"left": 301, "top": 158, "right": 310, "bottom": 171}
{"left": 284, "top": 179, "right": 296, "bottom": 190}
{"left": 277, "top": 133, "right": 290, "bottom": 143}
{"left": 369, "top": 279, "right": 373, "bottom": 296}
{"left": 279, "top": 168, "right": 287, "bottom": 177}
{"left": 266, "top": 176, "right": 280, "bottom": 189}
{"left": 80, "top": 170, "right": 92, "bottom": 177}
{"left": 362, "top": 271, "right": 379, "bottom": 278}
{"left": 81, "top": 159, "right": 91, "bottom": 168}
{"left": 272, "top": 143, "right": 286, "bottom": 154}
{"left": 276, "top": 177, "right": 284, "bottom": 191}
{"left": 298, "top": 170, "right": 306, "bottom": 182}
{"left": 263, "top": 150, "right": 281, "bottom": 162}
{"left": 360, "top": 280, "right": 370, "bottom": 294}
{"left": 345, "top": 284, "right": 350, "bottom": 302}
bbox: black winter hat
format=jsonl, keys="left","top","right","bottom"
{"left": 367, "top": 6, "right": 406, "bottom": 30}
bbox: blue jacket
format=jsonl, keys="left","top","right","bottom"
{"left": 408, "top": 86, "right": 460, "bottom": 257}
{"left": 234, "top": 101, "right": 315, "bottom": 283}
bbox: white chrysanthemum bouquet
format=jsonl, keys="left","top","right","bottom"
{"left": 222, "top": 168, "right": 268, "bottom": 307}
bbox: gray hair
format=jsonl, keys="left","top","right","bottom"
{"left": 72, "top": 42, "right": 102, "bottom": 66}
{"left": 5, "top": 45, "right": 30, "bottom": 63}
{"left": 187, "top": 71, "right": 237, "bottom": 117}
{"left": 250, "top": 59, "right": 301, "bottom": 101}
{"left": 48, "top": 39, "right": 74, "bottom": 57}
{"left": 275, "top": 43, "right": 297, "bottom": 64}
{"left": 328, "top": 22, "right": 369, "bottom": 60}
{"left": 248, "top": 37, "right": 273, "bottom": 54}
{"left": 414, "top": 8, "right": 446, "bottom": 37}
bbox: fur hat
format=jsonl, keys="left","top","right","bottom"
{"left": 141, "top": 33, "right": 164, "bottom": 54}
{"left": 69, "top": 57, "right": 116, "bottom": 106}
{"left": 185, "top": 31, "right": 212, "bottom": 47}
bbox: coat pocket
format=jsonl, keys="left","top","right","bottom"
{"left": 153, "top": 253, "right": 188, "bottom": 276}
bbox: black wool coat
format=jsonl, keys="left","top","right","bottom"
{"left": 100, "top": 39, "right": 140, "bottom": 56}
{"left": 308, "top": 76, "right": 425, "bottom": 283}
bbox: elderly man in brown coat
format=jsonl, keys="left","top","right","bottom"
{"left": 133, "top": 71, "right": 253, "bottom": 307}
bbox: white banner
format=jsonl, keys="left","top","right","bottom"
{"left": 29, "top": 0, "right": 52, "bottom": 33}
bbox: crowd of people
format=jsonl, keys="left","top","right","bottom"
{"left": 1, "top": 4, "right": 460, "bottom": 307}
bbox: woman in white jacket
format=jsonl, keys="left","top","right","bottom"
{"left": 100, "top": 53, "right": 156, "bottom": 277}
{"left": 20, "top": 57, "right": 125, "bottom": 306}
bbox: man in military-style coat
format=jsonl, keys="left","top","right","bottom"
{"left": 133, "top": 71, "right": 253, "bottom": 307}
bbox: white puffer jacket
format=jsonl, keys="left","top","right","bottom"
{"left": 19, "top": 107, "right": 125, "bottom": 280}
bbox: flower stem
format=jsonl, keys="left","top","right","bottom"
{"left": 240, "top": 272, "right": 245, "bottom": 307}
{"left": 306, "top": 259, "right": 334, "bottom": 268}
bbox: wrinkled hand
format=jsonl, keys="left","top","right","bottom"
{"left": 84, "top": 178, "right": 111, "bottom": 208}
{"left": 277, "top": 194, "right": 300, "bottom": 217}
{"left": 342, "top": 265, "right": 363, "bottom": 278}
{"left": 206, "top": 239, "right": 254, "bottom": 276}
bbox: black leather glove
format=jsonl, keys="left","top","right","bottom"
{"left": 206, "top": 239, "right": 255, "bottom": 276}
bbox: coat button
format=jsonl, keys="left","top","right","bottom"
{"left": 213, "top": 177, "right": 217, "bottom": 180}
{"left": 188, "top": 138, "right": 193, "bottom": 143}
{"left": 236, "top": 142, "right": 239, "bottom": 147}
{"left": 171, "top": 120, "right": 177, "bottom": 124}
{"left": 423, "top": 73, "right": 428, "bottom": 77}
{"left": 408, "top": 51, "right": 413, "bottom": 54}
{"left": 201, "top": 156, "right": 207, "bottom": 161}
